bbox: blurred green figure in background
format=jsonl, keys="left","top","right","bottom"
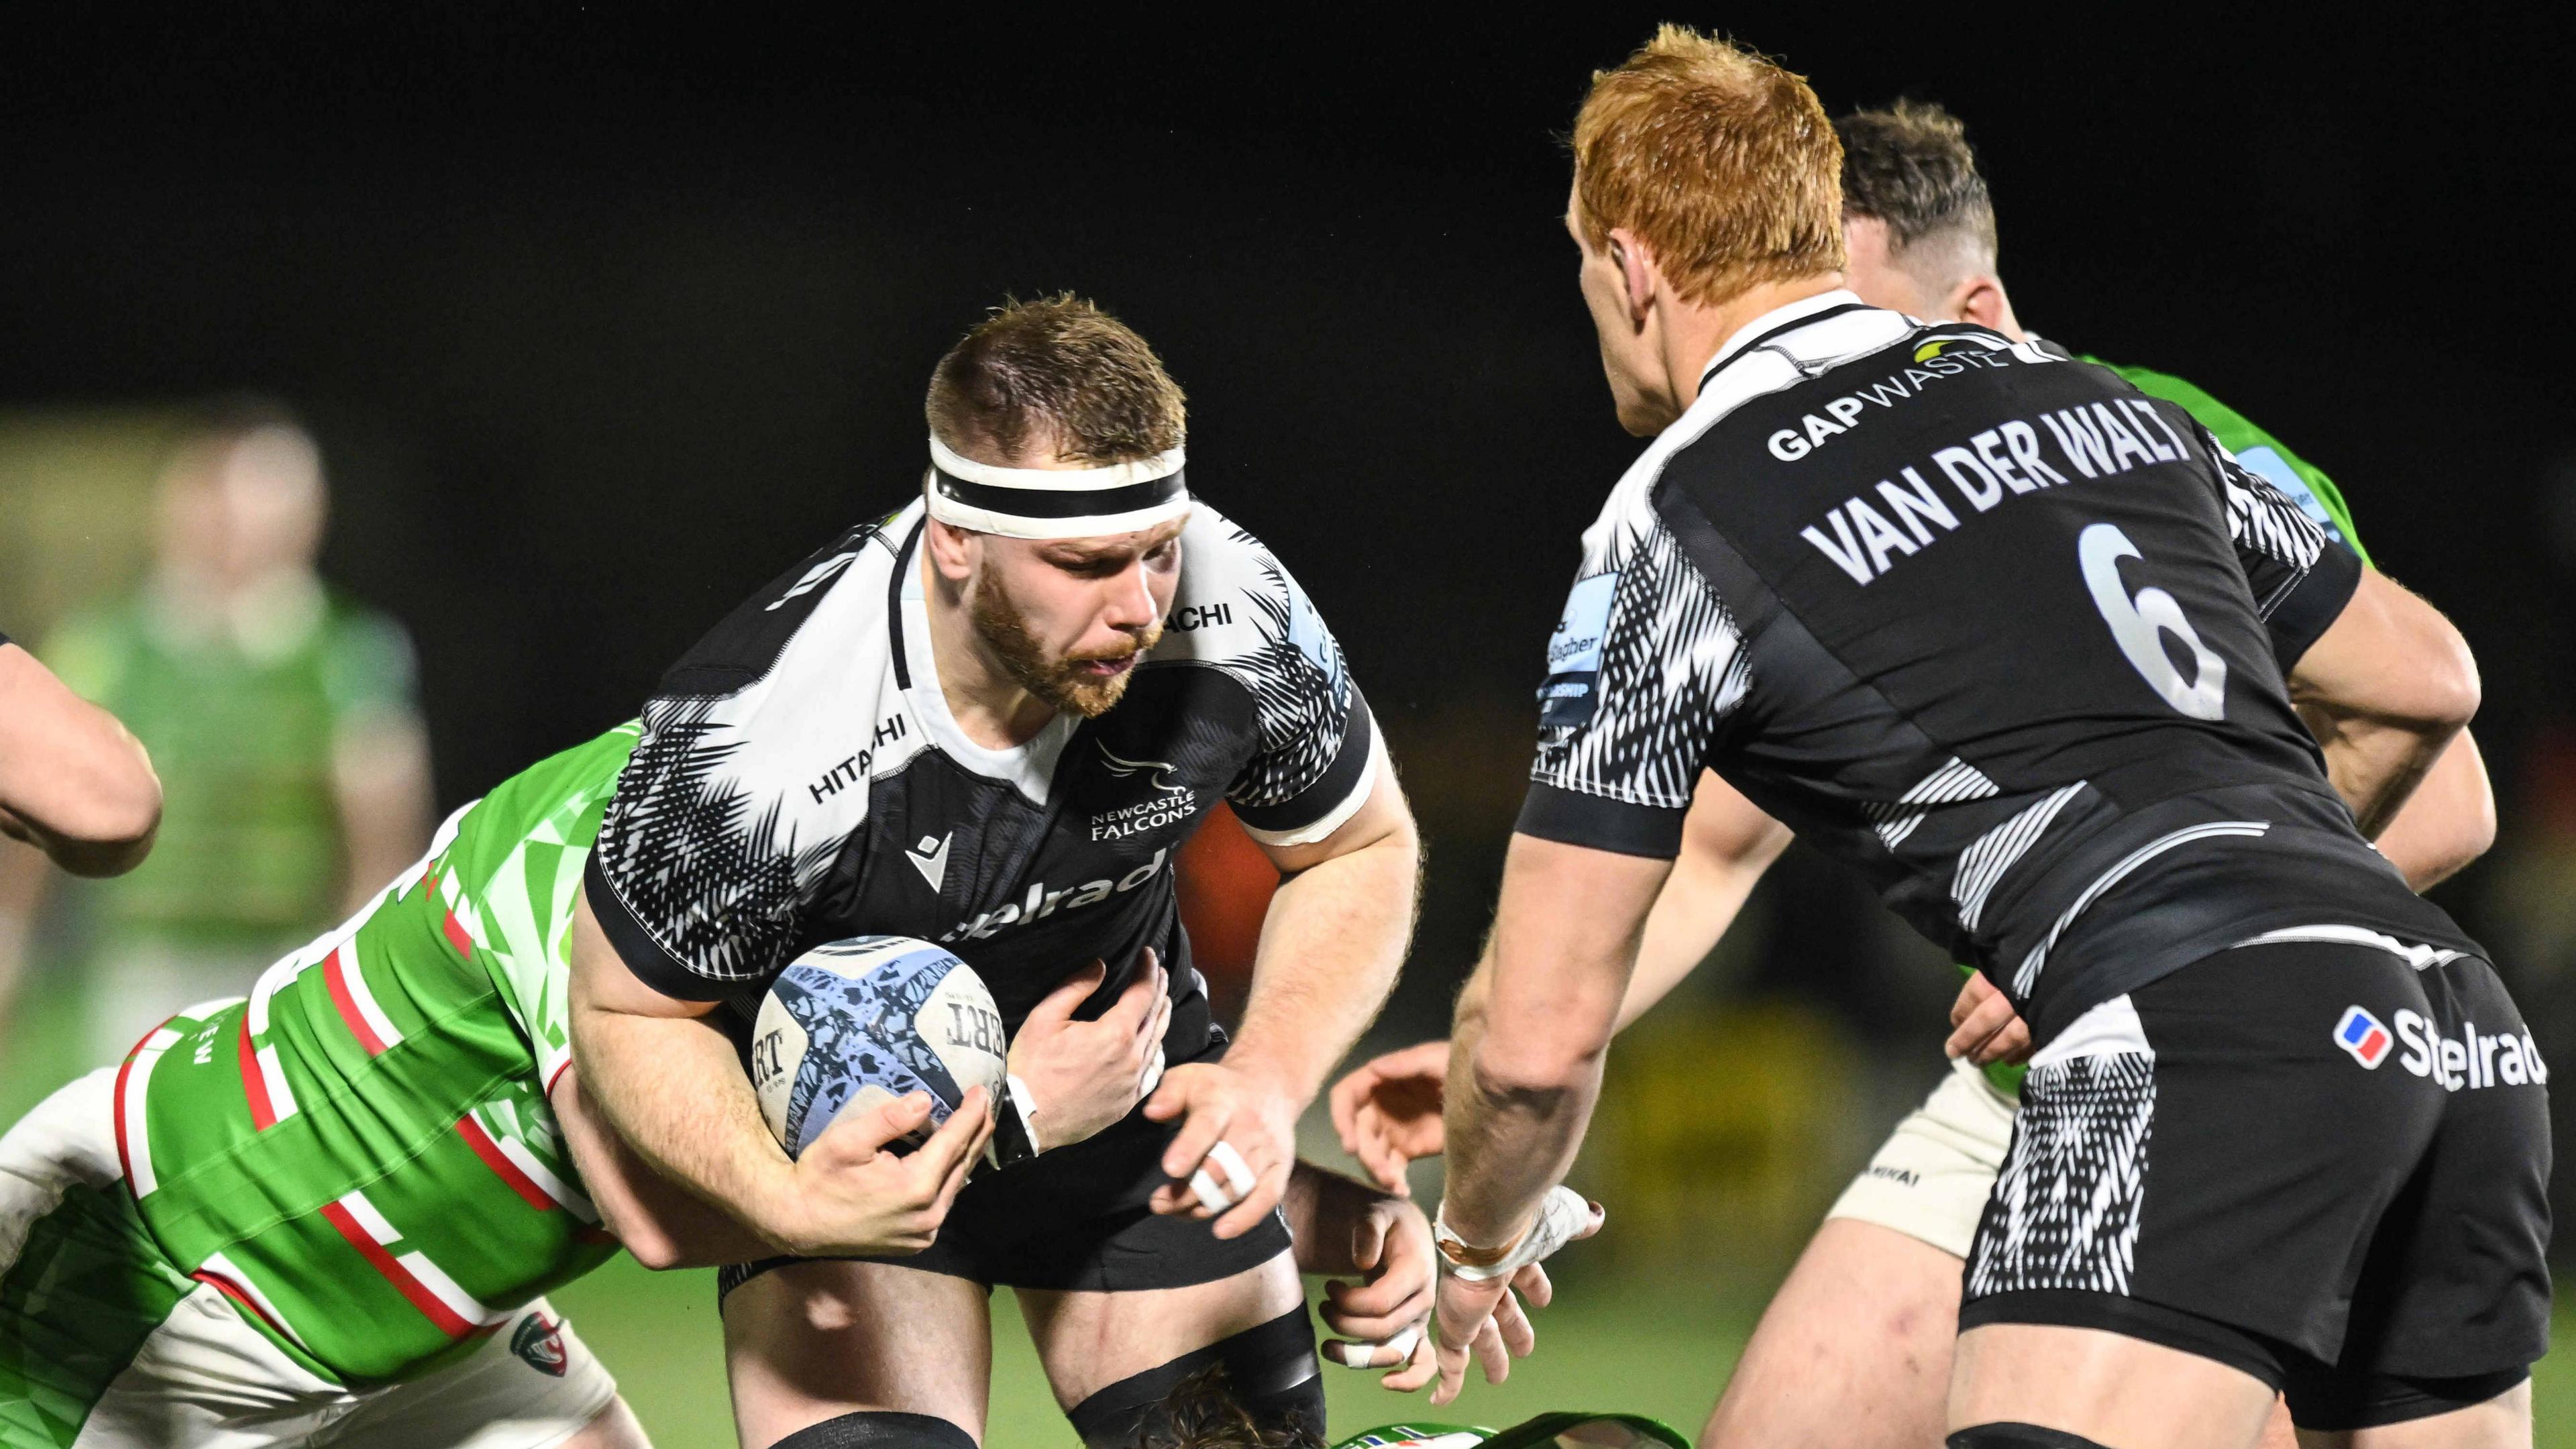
{"left": 0, "top": 402, "right": 431, "bottom": 1064}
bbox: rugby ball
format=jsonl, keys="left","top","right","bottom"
{"left": 749, "top": 936, "right": 1006, "bottom": 1159}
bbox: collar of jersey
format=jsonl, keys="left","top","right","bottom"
{"left": 895, "top": 508, "right": 1079, "bottom": 806}
{"left": 1697, "top": 286, "right": 1869, "bottom": 389}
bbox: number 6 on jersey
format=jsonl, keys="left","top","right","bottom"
{"left": 2079, "top": 521, "right": 2227, "bottom": 720}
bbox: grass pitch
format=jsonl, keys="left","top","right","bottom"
{"left": 555, "top": 1256, "right": 2575, "bottom": 1446}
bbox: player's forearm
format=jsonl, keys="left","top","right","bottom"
{"left": 2288, "top": 568, "right": 2479, "bottom": 839}
{"left": 1438, "top": 835, "right": 1660, "bottom": 1249}
{"left": 566, "top": 892, "right": 806, "bottom": 1250}
{"left": 565, "top": 999, "right": 803, "bottom": 1249}
{"left": 2370, "top": 729, "right": 2493, "bottom": 890}
{"left": 1441, "top": 984, "right": 1606, "bottom": 1250}
{"left": 1228, "top": 826, "right": 1418, "bottom": 1102}
{"left": 551, "top": 1065, "right": 777, "bottom": 1269}
{"left": 2308, "top": 708, "right": 2459, "bottom": 841}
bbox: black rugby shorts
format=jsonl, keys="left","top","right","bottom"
{"left": 1958, "top": 931, "right": 2552, "bottom": 1430}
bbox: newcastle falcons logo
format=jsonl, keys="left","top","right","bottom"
{"left": 1097, "top": 743, "right": 1185, "bottom": 794}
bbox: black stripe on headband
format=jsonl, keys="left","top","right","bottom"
{"left": 931, "top": 468, "right": 1187, "bottom": 521}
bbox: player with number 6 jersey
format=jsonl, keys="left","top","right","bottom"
{"left": 1435, "top": 30, "right": 2546, "bottom": 1448}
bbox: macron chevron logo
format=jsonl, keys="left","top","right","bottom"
{"left": 906, "top": 833, "right": 951, "bottom": 894}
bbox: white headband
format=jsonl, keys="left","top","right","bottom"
{"left": 925, "top": 437, "right": 1191, "bottom": 539}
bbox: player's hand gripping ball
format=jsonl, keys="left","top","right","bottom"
{"left": 750, "top": 936, "right": 1007, "bottom": 1159}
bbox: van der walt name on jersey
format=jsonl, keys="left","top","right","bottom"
{"left": 1796, "top": 394, "right": 2202, "bottom": 587}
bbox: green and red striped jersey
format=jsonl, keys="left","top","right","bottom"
{"left": 111, "top": 724, "right": 638, "bottom": 1383}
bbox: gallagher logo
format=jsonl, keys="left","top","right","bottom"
{"left": 2332, "top": 1006, "right": 2392, "bottom": 1069}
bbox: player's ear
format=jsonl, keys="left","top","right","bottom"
{"left": 1609, "top": 227, "right": 1657, "bottom": 325}
{"left": 1948, "top": 274, "right": 2010, "bottom": 332}
{"left": 924, "top": 515, "right": 981, "bottom": 584}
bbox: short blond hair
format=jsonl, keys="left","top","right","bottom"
{"left": 1572, "top": 27, "right": 1846, "bottom": 306}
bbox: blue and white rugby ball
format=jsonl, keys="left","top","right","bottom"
{"left": 750, "top": 936, "right": 1006, "bottom": 1159}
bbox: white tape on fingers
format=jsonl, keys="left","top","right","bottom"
{"left": 1189, "top": 1165, "right": 1234, "bottom": 1214}
{"left": 1138, "top": 1048, "right": 1165, "bottom": 1102}
{"left": 1208, "top": 1140, "right": 1256, "bottom": 1198}
{"left": 1327, "top": 1324, "right": 1421, "bottom": 1369}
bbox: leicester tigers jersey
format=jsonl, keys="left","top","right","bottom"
{"left": 1521, "top": 290, "right": 2474, "bottom": 1041}
{"left": 586, "top": 498, "right": 1379, "bottom": 1052}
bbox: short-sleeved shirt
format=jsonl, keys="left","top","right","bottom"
{"left": 1521, "top": 292, "right": 2472, "bottom": 1040}
{"left": 586, "top": 498, "right": 1378, "bottom": 1044}
{"left": 43, "top": 578, "right": 421, "bottom": 953}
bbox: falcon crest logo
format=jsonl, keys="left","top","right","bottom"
{"left": 1097, "top": 743, "right": 1185, "bottom": 794}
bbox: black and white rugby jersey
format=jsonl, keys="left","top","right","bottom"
{"left": 585, "top": 497, "right": 1379, "bottom": 1053}
{"left": 1523, "top": 290, "right": 2475, "bottom": 1041}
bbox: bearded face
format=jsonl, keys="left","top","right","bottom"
{"left": 969, "top": 572, "right": 1164, "bottom": 718}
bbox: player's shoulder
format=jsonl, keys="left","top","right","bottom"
{"left": 2076, "top": 352, "right": 2363, "bottom": 557}
{"left": 1660, "top": 298, "right": 2037, "bottom": 480}
{"left": 652, "top": 504, "right": 913, "bottom": 700}
{"left": 622, "top": 502, "right": 926, "bottom": 815}
{"left": 1146, "top": 502, "right": 1328, "bottom": 669}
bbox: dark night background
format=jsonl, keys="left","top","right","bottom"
{"left": 9, "top": 11, "right": 2576, "bottom": 1433}
{"left": 8, "top": 5, "right": 2576, "bottom": 1161}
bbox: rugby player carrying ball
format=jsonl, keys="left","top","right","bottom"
{"left": 570, "top": 298, "right": 1421, "bottom": 1449}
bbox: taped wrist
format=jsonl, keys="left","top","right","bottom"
{"left": 987, "top": 1073, "right": 1042, "bottom": 1169}
{"left": 1435, "top": 1185, "right": 1595, "bottom": 1281}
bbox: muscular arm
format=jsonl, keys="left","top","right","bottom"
{"left": 1149, "top": 750, "right": 1420, "bottom": 1238}
{"left": 549, "top": 1059, "right": 776, "bottom": 1269}
{"left": 2286, "top": 568, "right": 2478, "bottom": 841}
{"left": 2367, "top": 729, "right": 2492, "bottom": 890}
{"left": 0, "top": 642, "right": 160, "bottom": 877}
{"left": 1442, "top": 835, "right": 1669, "bottom": 1252}
{"left": 1230, "top": 749, "right": 1423, "bottom": 1103}
{"left": 565, "top": 890, "right": 802, "bottom": 1247}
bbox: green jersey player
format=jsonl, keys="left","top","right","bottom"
{"left": 0, "top": 723, "right": 1000, "bottom": 1448}
{"left": 1328, "top": 100, "right": 2495, "bottom": 1448}
{"left": 0, "top": 727, "right": 662, "bottom": 1448}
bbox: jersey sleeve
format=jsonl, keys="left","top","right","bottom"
{"left": 1515, "top": 518, "right": 1750, "bottom": 859}
{"left": 2096, "top": 359, "right": 2370, "bottom": 566}
{"left": 584, "top": 531, "right": 883, "bottom": 1002}
{"left": 1216, "top": 543, "right": 1381, "bottom": 849}
{"left": 2194, "top": 421, "right": 2363, "bottom": 668}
